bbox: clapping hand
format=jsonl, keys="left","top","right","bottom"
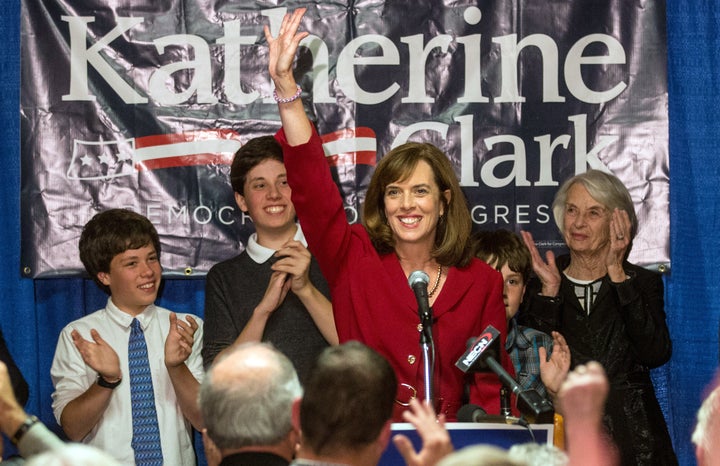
{"left": 71, "top": 328, "right": 121, "bottom": 381}
{"left": 272, "top": 240, "right": 313, "bottom": 296}
{"left": 521, "top": 230, "right": 561, "bottom": 297}
{"left": 165, "top": 313, "right": 199, "bottom": 368}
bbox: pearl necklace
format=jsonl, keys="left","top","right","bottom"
{"left": 428, "top": 264, "right": 443, "bottom": 297}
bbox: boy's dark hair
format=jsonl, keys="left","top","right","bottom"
{"left": 229, "top": 136, "right": 284, "bottom": 195}
{"left": 300, "top": 341, "right": 397, "bottom": 456}
{"left": 79, "top": 209, "right": 161, "bottom": 295}
{"left": 472, "top": 229, "right": 531, "bottom": 283}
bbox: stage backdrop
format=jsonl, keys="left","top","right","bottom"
{"left": 20, "top": 0, "right": 669, "bottom": 278}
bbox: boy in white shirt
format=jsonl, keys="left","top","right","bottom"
{"left": 51, "top": 208, "right": 203, "bottom": 465}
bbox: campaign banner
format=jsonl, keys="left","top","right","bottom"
{"left": 20, "top": 0, "right": 669, "bottom": 278}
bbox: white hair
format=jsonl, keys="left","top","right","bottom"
{"left": 508, "top": 442, "right": 568, "bottom": 466}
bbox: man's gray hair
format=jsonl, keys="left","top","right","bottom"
{"left": 199, "top": 342, "right": 302, "bottom": 450}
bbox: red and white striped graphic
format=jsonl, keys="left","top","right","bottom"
{"left": 67, "top": 127, "right": 377, "bottom": 180}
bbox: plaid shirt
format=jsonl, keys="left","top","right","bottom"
{"left": 505, "top": 318, "right": 554, "bottom": 401}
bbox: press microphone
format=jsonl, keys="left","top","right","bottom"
{"left": 500, "top": 386, "right": 511, "bottom": 416}
{"left": 456, "top": 403, "right": 529, "bottom": 428}
{"left": 408, "top": 270, "right": 432, "bottom": 323}
{"left": 455, "top": 325, "right": 555, "bottom": 424}
{"left": 457, "top": 403, "right": 488, "bottom": 423}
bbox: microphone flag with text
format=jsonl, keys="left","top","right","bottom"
{"left": 455, "top": 325, "right": 554, "bottom": 424}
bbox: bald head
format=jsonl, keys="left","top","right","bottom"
{"left": 210, "top": 344, "right": 283, "bottom": 386}
{"left": 199, "top": 343, "right": 302, "bottom": 451}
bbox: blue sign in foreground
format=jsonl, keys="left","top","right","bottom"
{"left": 379, "top": 422, "right": 554, "bottom": 466}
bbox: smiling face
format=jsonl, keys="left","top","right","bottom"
{"left": 383, "top": 160, "right": 450, "bottom": 250}
{"left": 97, "top": 244, "right": 161, "bottom": 316}
{"left": 235, "top": 159, "right": 297, "bottom": 244}
{"left": 562, "top": 182, "right": 612, "bottom": 257}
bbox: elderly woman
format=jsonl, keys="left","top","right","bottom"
{"left": 265, "top": 9, "right": 512, "bottom": 421}
{"left": 519, "top": 170, "right": 677, "bottom": 466}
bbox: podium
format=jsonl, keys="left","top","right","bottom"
{"left": 379, "top": 422, "right": 555, "bottom": 466}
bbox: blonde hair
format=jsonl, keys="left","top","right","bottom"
{"left": 436, "top": 444, "right": 527, "bottom": 466}
{"left": 26, "top": 444, "right": 122, "bottom": 466}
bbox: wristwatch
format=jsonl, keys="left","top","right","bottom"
{"left": 11, "top": 415, "right": 40, "bottom": 445}
{"left": 97, "top": 374, "right": 122, "bottom": 389}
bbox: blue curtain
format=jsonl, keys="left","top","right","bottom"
{"left": 1, "top": 2, "right": 718, "bottom": 466}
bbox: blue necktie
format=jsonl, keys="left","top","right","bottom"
{"left": 129, "top": 318, "right": 163, "bottom": 465}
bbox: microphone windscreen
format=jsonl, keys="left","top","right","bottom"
{"left": 408, "top": 270, "right": 430, "bottom": 288}
{"left": 457, "top": 403, "right": 486, "bottom": 422}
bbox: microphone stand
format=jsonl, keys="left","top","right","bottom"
{"left": 419, "top": 307, "right": 434, "bottom": 405}
{"left": 408, "top": 270, "right": 435, "bottom": 407}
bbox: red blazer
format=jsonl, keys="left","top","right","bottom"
{"left": 279, "top": 128, "right": 514, "bottom": 420}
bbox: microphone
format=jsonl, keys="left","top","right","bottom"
{"left": 500, "top": 386, "right": 511, "bottom": 416}
{"left": 408, "top": 270, "right": 432, "bottom": 323}
{"left": 455, "top": 325, "right": 555, "bottom": 424}
{"left": 456, "top": 403, "right": 529, "bottom": 428}
{"left": 457, "top": 403, "right": 487, "bottom": 422}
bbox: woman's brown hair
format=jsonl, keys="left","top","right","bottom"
{"left": 363, "top": 142, "right": 473, "bottom": 267}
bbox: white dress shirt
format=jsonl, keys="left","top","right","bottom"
{"left": 245, "top": 223, "right": 308, "bottom": 263}
{"left": 51, "top": 298, "right": 204, "bottom": 465}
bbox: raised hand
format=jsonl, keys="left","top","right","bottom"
{"left": 558, "top": 361, "right": 609, "bottom": 426}
{"left": 265, "top": 8, "right": 313, "bottom": 145}
{"left": 0, "top": 361, "right": 25, "bottom": 439}
{"left": 165, "top": 313, "right": 199, "bottom": 368}
{"left": 392, "top": 398, "right": 453, "bottom": 466}
{"left": 539, "top": 331, "right": 571, "bottom": 400}
{"left": 71, "top": 328, "right": 121, "bottom": 381}
{"left": 520, "top": 230, "right": 561, "bottom": 296}
{"left": 264, "top": 8, "right": 309, "bottom": 92}
{"left": 557, "top": 361, "right": 619, "bottom": 466}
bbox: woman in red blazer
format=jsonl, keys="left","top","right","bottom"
{"left": 267, "top": 8, "right": 513, "bottom": 421}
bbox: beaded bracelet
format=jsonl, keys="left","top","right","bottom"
{"left": 273, "top": 84, "right": 302, "bottom": 104}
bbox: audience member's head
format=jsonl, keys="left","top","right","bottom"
{"left": 296, "top": 341, "right": 397, "bottom": 464}
{"left": 25, "top": 444, "right": 122, "bottom": 466}
{"left": 436, "top": 444, "right": 526, "bottom": 466}
{"left": 199, "top": 342, "right": 302, "bottom": 462}
{"left": 692, "top": 380, "right": 720, "bottom": 466}
{"left": 508, "top": 442, "right": 567, "bottom": 466}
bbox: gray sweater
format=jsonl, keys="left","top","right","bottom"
{"left": 202, "top": 251, "right": 331, "bottom": 383}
